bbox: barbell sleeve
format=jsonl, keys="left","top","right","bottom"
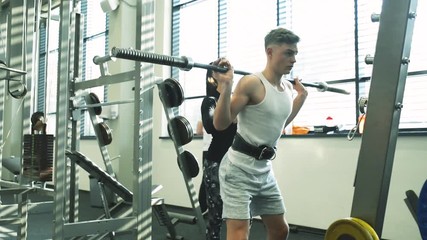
{"left": 321, "top": 85, "right": 351, "bottom": 95}
{"left": 93, "top": 55, "right": 114, "bottom": 65}
{"left": 111, "top": 47, "right": 350, "bottom": 95}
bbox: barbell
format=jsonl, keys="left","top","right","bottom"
{"left": 110, "top": 47, "right": 351, "bottom": 95}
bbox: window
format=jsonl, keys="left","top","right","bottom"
{"left": 288, "top": 0, "right": 356, "bottom": 128}
{"left": 40, "top": 1, "right": 108, "bottom": 136}
{"left": 170, "top": 0, "right": 218, "bottom": 136}
{"left": 171, "top": 0, "right": 427, "bottom": 134}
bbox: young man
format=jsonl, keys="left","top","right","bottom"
{"left": 212, "top": 28, "right": 308, "bottom": 240}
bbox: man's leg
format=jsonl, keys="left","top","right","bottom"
{"left": 225, "top": 219, "right": 251, "bottom": 240}
{"left": 261, "top": 214, "right": 289, "bottom": 240}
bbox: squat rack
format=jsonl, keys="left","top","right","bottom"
{"left": 53, "top": 0, "right": 157, "bottom": 239}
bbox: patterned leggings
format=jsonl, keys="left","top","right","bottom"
{"left": 203, "top": 159, "right": 223, "bottom": 240}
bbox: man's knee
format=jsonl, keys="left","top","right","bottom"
{"left": 226, "top": 219, "right": 250, "bottom": 240}
{"left": 271, "top": 224, "right": 289, "bottom": 239}
{"left": 262, "top": 215, "right": 289, "bottom": 240}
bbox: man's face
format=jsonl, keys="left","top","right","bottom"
{"left": 268, "top": 43, "right": 298, "bottom": 75}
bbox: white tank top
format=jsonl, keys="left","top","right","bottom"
{"left": 227, "top": 72, "right": 293, "bottom": 174}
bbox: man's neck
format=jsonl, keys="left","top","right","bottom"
{"left": 262, "top": 69, "right": 282, "bottom": 86}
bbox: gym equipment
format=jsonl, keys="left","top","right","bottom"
{"left": 326, "top": 0, "right": 419, "bottom": 238}
{"left": 201, "top": 96, "right": 216, "bottom": 134}
{"left": 177, "top": 151, "right": 200, "bottom": 178}
{"left": 71, "top": 91, "right": 133, "bottom": 113}
{"left": 167, "top": 116, "right": 193, "bottom": 146}
{"left": 66, "top": 150, "right": 132, "bottom": 202}
{"left": 0, "top": 60, "right": 27, "bottom": 79}
{"left": 110, "top": 47, "right": 351, "bottom": 95}
{"left": 66, "top": 150, "right": 191, "bottom": 240}
{"left": 347, "top": 97, "right": 368, "bottom": 140}
{"left": 0, "top": 60, "right": 28, "bottom": 99}
{"left": 22, "top": 134, "right": 54, "bottom": 182}
{"left": 161, "top": 78, "right": 184, "bottom": 108}
{"left": 325, "top": 218, "right": 378, "bottom": 240}
{"left": 88, "top": 92, "right": 102, "bottom": 115}
{"left": 97, "top": 122, "right": 113, "bottom": 146}
{"left": 51, "top": 1, "right": 169, "bottom": 238}
{"left": 8, "top": 81, "right": 28, "bottom": 99}
{"left": 157, "top": 77, "right": 207, "bottom": 236}
{"left": 83, "top": 92, "right": 116, "bottom": 177}
{"left": 0, "top": 188, "right": 39, "bottom": 240}
{"left": 2, "top": 156, "right": 21, "bottom": 175}
{"left": 351, "top": 218, "right": 379, "bottom": 240}
{"left": 0, "top": 1, "right": 53, "bottom": 238}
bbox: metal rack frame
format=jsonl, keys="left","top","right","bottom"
{"left": 52, "top": 0, "right": 157, "bottom": 239}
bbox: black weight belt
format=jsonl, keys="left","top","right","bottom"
{"left": 231, "top": 133, "right": 276, "bottom": 160}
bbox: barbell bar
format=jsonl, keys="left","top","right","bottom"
{"left": 110, "top": 47, "right": 350, "bottom": 95}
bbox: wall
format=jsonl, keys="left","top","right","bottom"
{"left": 151, "top": 133, "right": 426, "bottom": 240}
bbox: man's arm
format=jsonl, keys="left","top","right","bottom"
{"left": 285, "top": 78, "right": 308, "bottom": 127}
{"left": 212, "top": 58, "right": 235, "bottom": 131}
{"left": 212, "top": 58, "right": 253, "bottom": 131}
{"left": 213, "top": 80, "right": 233, "bottom": 130}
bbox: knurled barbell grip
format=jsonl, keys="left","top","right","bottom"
{"left": 111, "top": 47, "right": 192, "bottom": 70}
{"left": 193, "top": 62, "right": 251, "bottom": 75}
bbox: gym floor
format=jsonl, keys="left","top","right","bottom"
{"left": 0, "top": 190, "right": 325, "bottom": 240}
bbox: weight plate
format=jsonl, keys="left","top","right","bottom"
{"left": 177, "top": 150, "right": 199, "bottom": 178}
{"left": 161, "top": 78, "right": 184, "bottom": 108}
{"left": 350, "top": 218, "right": 379, "bottom": 240}
{"left": 325, "top": 218, "right": 373, "bottom": 240}
{"left": 88, "top": 92, "right": 102, "bottom": 115}
{"left": 168, "top": 116, "right": 193, "bottom": 146}
{"left": 98, "top": 122, "right": 113, "bottom": 146}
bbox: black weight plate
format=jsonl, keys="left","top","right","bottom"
{"left": 98, "top": 122, "right": 113, "bottom": 146}
{"left": 88, "top": 92, "right": 102, "bottom": 115}
{"left": 168, "top": 116, "right": 193, "bottom": 146}
{"left": 162, "top": 78, "right": 184, "bottom": 108}
{"left": 177, "top": 150, "right": 199, "bottom": 178}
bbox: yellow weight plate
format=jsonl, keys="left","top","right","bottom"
{"left": 325, "top": 218, "right": 373, "bottom": 240}
{"left": 350, "top": 218, "right": 379, "bottom": 240}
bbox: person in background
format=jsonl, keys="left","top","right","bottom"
{"left": 31, "top": 111, "right": 47, "bottom": 134}
{"left": 200, "top": 67, "right": 237, "bottom": 240}
{"left": 213, "top": 27, "right": 308, "bottom": 240}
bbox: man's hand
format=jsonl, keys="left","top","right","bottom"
{"left": 292, "top": 77, "right": 308, "bottom": 96}
{"left": 212, "top": 57, "right": 234, "bottom": 87}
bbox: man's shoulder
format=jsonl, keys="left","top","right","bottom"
{"left": 240, "top": 74, "right": 262, "bottom": 87}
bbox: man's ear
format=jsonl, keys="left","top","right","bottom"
{"left": 266, "top": 47, "right": 273, "bottom": 58}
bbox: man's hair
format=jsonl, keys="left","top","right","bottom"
{"left": 264, "top": 28, "right": 300, "bottom": 49}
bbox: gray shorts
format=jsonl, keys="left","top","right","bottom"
{"left": 219, "top": 157, "right": 286, "bottom": 220}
